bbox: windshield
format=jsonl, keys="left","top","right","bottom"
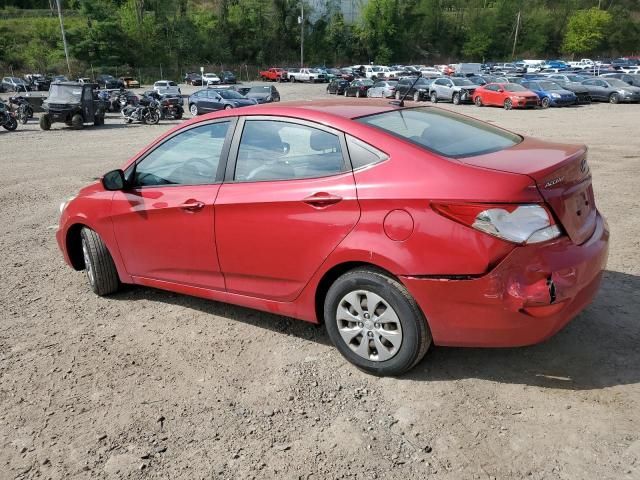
{"left": 606, "top": 79, "right": 631, "bottom": 88}
{"left": 566, "top": 75, "right": 586, "bottom": 82}
{"left": 452, "top": 78, "right": 474, "bottom": 86}
{"left": 356, "top": 107, "right": 520, "bottom": 158}
{"left": 504, "top": 84, "right": 527, "bottom": 92}
{"left": 48, "top": 84, "right": 82, "bottom": 103}
{"left": 539, "top": 81, "right": 562, "bottom": 90}
{"left": 248, "top": 86, "right": 271, "bottom": 93}
{"left": 218, "top": 90, "right": 244, "bottom": 99}
{"left": 362, "top": 79, "right": 374, "bottom": 86}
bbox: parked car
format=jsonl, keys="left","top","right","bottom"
{"left": 290, "top": 68, "right": 327, "bottom": 83}
{"left": 395, "top": 78, "right": 434, "bottom": 101}
{"left": 39, "top": 82, "right": 105, "bottom": 130}
{"left": 219, "top": 71, "right": 237, "bottom": 84}
{"left": 121, "top": 77, "right": 140, "bottom": 89}
{"left": 241, "top": 85, "right": 280, "bottom": 103}
{"left": 52, "top": 75, "right": 69, "bottom": 83}
{"left": 520, "top": 80, "right": 577, "bottom": 108}
{"left": 338, "top": 68, "right": 355, "bottom": 81}
{"left": 77, "top": 77, "right": 92, "bottom": 85}
{"left": 600, "top": 73, "right": 640, "bottom": 87}
{"left": 96, "top": 74, "right": 123, "bottom": 89}
{"left": 473, "top": 83, "right": 539, "bottom": 109}
{"left": 25, "top": 74, "right": 50, "bottom": 91}
{"left": 580, "top": 77, "right": 640, "bottom": 103}
{"left": 367, "top": 80, "right": 399, "bottom": 98}
{"left": 259, "top": 68, "right": 288, "bottom": 82}
{"left": 153, "top": 80, "right": 181, "bottom": 96}
{"left": 187, "top": 88, "right": 256, "bottom": 115}
{"left": 2, "top": 76, "right": 30, "bottom": 92}
{"left": 429, "top": 77, "right": 480, "bottom": 104}
{"left": 343, "top": 78, "right": 374, "bottom": 97}
{"left": 545, "top": 74, "right": 592, "bottom": 104}
{"left": 203, "top": 73, "right": 221, "bottom": 86}
{"left": 184, "top": 72, "right": 203, "bottom": 86}
{"left": 57, "top": 101, "right": 609, "bottom": 376}
{"left": 326, "top": 79, "right": 350, "bottom": 95}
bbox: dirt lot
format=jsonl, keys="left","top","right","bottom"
{"left": 0, "top": 82, "right": 639, "bottom": 480}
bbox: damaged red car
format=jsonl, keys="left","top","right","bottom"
{"left": 57, "top": 102, "right": 609, "bottom": 376}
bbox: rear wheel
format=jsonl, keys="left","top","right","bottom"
{"left": 504, "top": 98, "right": 513, "bottom": 110}
{"left": 71, "top": 113, "right": 83, "bottom": 129}
{"left": 189, "top": 103, "right": 199, "bottom": 116}
{"left": 94, "top": 114, "right": 104, "bottom": 126}
{"left": 3, "top": 116, "right": 17, "bottom": 131}
{"left": 39, "top": 113, "right": 51, "bottom": 130}
{"left": 609, "top": 92, "right": 620, "bottom": 104}
{"left": 430, "top": 91, "right": 437, "bottom": 103}
{"left": 324, "top": 268, "right": 432, "bottom": 376}
{"left": 224, "top": 104, "right": 233, "bottom": 110}
{"left": 80, "top": 227, "right": 120, "bottom": 296}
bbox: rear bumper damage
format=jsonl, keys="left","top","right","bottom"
{"left": 401, "top": 212, "right": 609, "bottom": 347}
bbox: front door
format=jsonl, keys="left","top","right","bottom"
{"left": 110, "top": 120, "right": 233, "bottom": 289}
{"left": 215, "top": 117, "right": 360, "bottom": 301}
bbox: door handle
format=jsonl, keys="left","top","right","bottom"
{"left": 303, "top": 192, "right": 342, "bottom": 208}
{"left": 180, "top": 200, "right": 205, "bottom": 212}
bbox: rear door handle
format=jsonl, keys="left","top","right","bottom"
{"left": 303, "top": 192, "right": 342, "bottom": 208}
{"left": 180, "top": 200, "right": 205, "bottom": 212}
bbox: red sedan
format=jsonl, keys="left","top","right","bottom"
{"left": 57, "top": 101, "right": 608, "bottom": 376}
{"left": 473, "top": 82, "right": 540, "bottom": 109}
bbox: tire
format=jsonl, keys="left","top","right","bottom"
{"left": 430, "top": 91, "right": 437, "bottom": 103}
{"left": 94, "top": 114, "right": 104, "bottom": 126}
{"left": 80, "top": 227, "right": 120, "bottom": 296}
{"left": 395, "top": 91, "right": 401, "bottom": 100}
{"left": 324, "top": 268, "right": 432, "bottom": 376}
{"left": 144, "top": 110, "right": 160, "bottom": 125}
{"left": 413, "top": 91, "right": 420, "bottom": 102}
{"left": 452, "top": 92, "right": 461, "bottom": 105}
{"left": 541, "top": 97, "right": 550, "bottom": 109}
{"left": 504, "top": 98, "right": 513, "bottom": 110}
{"left": 175, "top": 112, "right": 182, "bottom": 120}
{"left": 39, "top": 113, "right": 51, "bottom": 130}
{"left": 224, "top": 104, "right": 233, "bottom": 110}
{"left": 344, "top": 89, "right": 348, "bottom": 97}
{"left": 609, "top": 93, "right": 619, "bottom": 104}
{"left": 71, "top": 113, "right": 83, "bottom": 129}
{"left": 356, "top": 90, "right": 361, "bottom": 98}
{"left": 3, "top": 116, "right": 18, "bottom": 131}
{"left": 291, "top": 76, "right": 296, "bottom": 83}
{"left": 189, "top": 103, "right": 198, "bottom": 116}
{"left": 474, "top": 96, "right": 483, "bottom": 107}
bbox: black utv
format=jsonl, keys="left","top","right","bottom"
{"left": 40, "top": 82, "right": 106, "bottom": 130}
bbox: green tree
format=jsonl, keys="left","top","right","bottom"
{"left": 562, "top": 7, "right": 612, "bottom": 56}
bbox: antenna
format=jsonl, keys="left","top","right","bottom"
{"left": 389, "top": 72, "right": 422, "bottom": 108}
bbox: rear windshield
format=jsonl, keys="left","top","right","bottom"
{"left": 356, "top": 107, "right": 521, "bottom": 158}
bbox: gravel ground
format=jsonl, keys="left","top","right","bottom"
{"left": 0, "top": 82, "right": 639, "bottom": 480}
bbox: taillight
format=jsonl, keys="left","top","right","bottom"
{"left": 432, "top": 203, "right": 562, "bottom": 245}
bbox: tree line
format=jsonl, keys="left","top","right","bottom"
{"left": 0, "top": 0, "right": 638, "bottom": 78}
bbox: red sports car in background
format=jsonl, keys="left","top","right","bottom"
{"left": 473, "top": 82, "right": 540, "bottom": 109}
{"left": 57, "top": 101, "right": 608, "bottom": 376}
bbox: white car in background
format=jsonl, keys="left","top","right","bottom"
{"left": 153, "top": 80, "right": 181, "bottom": 95}
{"left": 203, "top": 73, "right": 221, "bottom": 85}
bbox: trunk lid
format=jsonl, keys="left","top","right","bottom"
{"left": 459, "top": 137, "right": 597, "bottom": 245}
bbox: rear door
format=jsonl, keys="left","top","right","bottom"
{"left": 215, "top": 116, "right": 360, "bottom": 301}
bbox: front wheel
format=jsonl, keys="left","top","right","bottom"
{"left": 541, "top": 97, "right": 551, "bottom": 109}
{"left": 189, "top": 104, "right": 199, "bottom": 116}
{"left": 71, "top": 113, "right": 83, "bottom": 129}
{"left": 144, "top": 110, "right": 160, "bottom": 125}
{"left": 39, "top": 113, "right": 51, "bottom": 130}
{"left": 344, "top": 89, "right": 348, "bottom": 97}
{"left": 609, "top": 93, "right": 620, "bottom": 104}
{"left": 395, "top": 91, "right": 401, "bottom": 100}
{"left": 504, "top": 98, "right": 513, "bottom": 110}
{"left": 356, "top": 90, "right": 361, "bottom": 98}
{"left": 430, "top": 91, "right": 438, "bottom": 103}
{"left": 3, "top": 116, "right": 18, "bottom": 131}
{"left": 324, "top": 268, "right": 432, "bottom": 376}
{"left": 413, "top": 91, "right": 420, "bottom": 102}
{"left": 474, "top": 96, "right": 483, "bottom": 107}
{"left": 452, "top": 92, "right": 461, "bottom": 105}
{"left": 80, "top": 227, "right": 120, "bottom": 296}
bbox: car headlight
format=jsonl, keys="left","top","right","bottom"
{"left": 59, "top": 195, "right": 76, "bottom": 214}
{"left": 551, "top": 93, "right": 560, "bottom": 98}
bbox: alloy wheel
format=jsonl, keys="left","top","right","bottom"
{"left": 82, "top": 240, "right": 95, "bottom": 287}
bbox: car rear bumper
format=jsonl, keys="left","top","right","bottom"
{"left": 400, "top": 212, "right": 609, "bottom": 347}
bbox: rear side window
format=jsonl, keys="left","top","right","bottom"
{"left": 356, "top": 107, "right": 521, "bottom": 158}
{"left": 235, "top": 120, "right": 345, "bottom": 182}
{"left": 346, "top": 136, "right": 387, "bottom": 169}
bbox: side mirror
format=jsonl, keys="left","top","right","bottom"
{"left": 102, "top": 169, "right": 126, "bottom": 191}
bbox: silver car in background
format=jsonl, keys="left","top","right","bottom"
{"left": 367, "top": 80, "right": 398, "bottom": 98}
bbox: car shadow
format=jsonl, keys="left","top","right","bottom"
{"left": 110, "top": 270, "right": 638, "bottom": 390}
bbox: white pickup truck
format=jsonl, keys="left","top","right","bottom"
{"left": 289, "top": 68, "right": 327, "bottom": 83}
{"left": 153, "top": 80, "right": 181, "bottom": 95}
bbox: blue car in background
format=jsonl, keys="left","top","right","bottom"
{"left": 521, "top": 80, "right": 577, "bottom": 108}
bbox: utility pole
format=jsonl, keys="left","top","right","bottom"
{"left": 299, "top": 2, "right": 304, "bottom": 68}
{"left": 512, "top": 10, "right": 521, "bottom": 59}
{"left": 55, "top": 0, "right": 72, "bottom": 76}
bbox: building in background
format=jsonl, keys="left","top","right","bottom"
{"left": 308, "top": 0, "right": 368, "bottom": 23}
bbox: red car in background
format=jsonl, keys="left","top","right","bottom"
{"left": 57, "top": 101, "right": 608, "bottom": 376}
{"left": 259, "top": 67, "right": 288, "bottom": 82}
{"left": 473, "top": 82, "right": 540, "bottom": 109}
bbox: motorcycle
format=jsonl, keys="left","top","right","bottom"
{"left": 9, "top": 95, "right": 33, "bottom": 124}
{"left": 0, "top": 101, "right": 18, "bottom": 131}
{"left": 121, "top": 95, "right": 160, "bottom": 125}
{"left": 145, "top": 91, "right": 183, "bottom": 120}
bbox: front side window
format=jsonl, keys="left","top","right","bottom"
{"left": 235, "top": 120, "right": 345, "bottom": 182}
{"left": 356, "top": 107, "right": 521, "bottom": 158}
{"left": 133, "top": 122, "right": 230, "bottom": 187}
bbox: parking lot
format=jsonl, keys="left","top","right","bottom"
{"left": 1, "top": 81, "right": 639, "bottom": 479}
